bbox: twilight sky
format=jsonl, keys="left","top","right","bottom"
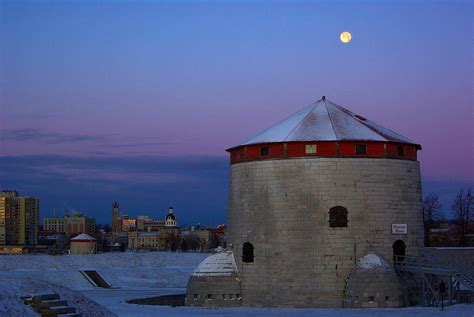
{"left": 0, "top": 0, "right": 472, "bottom": 225}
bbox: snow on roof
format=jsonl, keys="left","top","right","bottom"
{"left": 191, "top": 250, "right": 237, "bottom": 277}
{"left": 234, "top": 98, "right": 418, "bottom": 148}
{"left": 70, "top": 233, "right": 96, "bottom": 241}
{"left": 356, "top": 253, "right": 392, "bottom": 271}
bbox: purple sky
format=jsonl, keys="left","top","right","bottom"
{"left": 0, "top": 0, "right": 473, "bottom": 225}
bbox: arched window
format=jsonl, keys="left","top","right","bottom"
{"left": 329, "top": 206, "right": 348, "bottom": 227}
{"left": 242, "top": 242, "right": 254, "bottom": 263}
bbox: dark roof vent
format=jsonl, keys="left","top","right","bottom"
{"left": 322, "top": 96, "right": 326, "bottom": 100}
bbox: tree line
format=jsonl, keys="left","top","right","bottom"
{"left": 423, "top": 187, "right": 473, "bottom": 247}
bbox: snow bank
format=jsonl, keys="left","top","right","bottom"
{"left": 0, "top": 275, "right": 115, "bottom": 317}
{"left": 356, "top": 253, "right": 392, "bottom": 271}
{"left": 0, "top": 252, "right": 208, "bottom": 291}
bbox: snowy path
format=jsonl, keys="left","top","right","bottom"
{"left": 1, "top": 253, "right": 473, "bottom": 316}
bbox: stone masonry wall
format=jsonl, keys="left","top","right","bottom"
{"left": 227, "top": 157, "right": 424, "bottom": 308}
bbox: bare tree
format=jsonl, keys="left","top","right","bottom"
{"left": 423, "top": 193, "right": 442, "bottom": 246}
{"left": 466, "top": 188, "right": 473, "bottom": 226}
{"left": 451, "top": 188, "right": 474, "bottom": 246}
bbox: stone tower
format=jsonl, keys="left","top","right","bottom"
{"left": 111, "top": 201, "right": 121, "bottom": 233}
{"left": 186, "top": 97, "right": 424, "bottom": 308}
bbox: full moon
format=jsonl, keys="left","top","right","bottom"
{"left": 340, "top": 31, "right": 352, "bottom": 43}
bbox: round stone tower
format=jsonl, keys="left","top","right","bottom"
{"left": 225, "top": 97, "right": 424, "bottom": 308}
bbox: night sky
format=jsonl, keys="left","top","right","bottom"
{"left": 1, "top": 0, "right": 472, "bottom": 225}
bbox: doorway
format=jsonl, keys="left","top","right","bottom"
{"left": 392, "top": 240, "right": 406, "bottom": 264}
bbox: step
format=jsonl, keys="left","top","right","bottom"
{"left": 40, "top": 299, "right": 68, "bottom": 308}
{"left": 40, "top": 306, "right": 76, "bottom": 316}
{"left": 33, "top": 293, "right": 60, "bottom": 303}
{"left": 20, "top": 296, "right": 33, "bottom": 305}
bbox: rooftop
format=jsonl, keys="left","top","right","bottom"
{"left": 230, "top": 97, "right": 419, "bottom": 149}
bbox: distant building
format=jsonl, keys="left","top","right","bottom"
{"left": 165, "top": 207, "right": 177, "bottom": 227}
{"left": 120, "top": 215, "right": 136, "bottom": 232}
{"left": 43, "top": 217, "right": 66, "bottom": 233}
{"left": 128, "top": 231, "right": 176, "bottom": 251}
{"left": 210, "top": 224, "right": 227, "bottom": 248}
{"left": 111, "top": 203, "right": 178, "bottom": 233}
{"left": 43, "top": 212, "right": 96, "bottom": 237}
{"left": 137, "top": 216, "right": 165, "bottom": 232}
{"left": 111, "top": 201, "right": 122, "bottom": 233}
{"left": 0, "top": 190, "right": 39, "bottom": 249}
{"left": 70, "top": 233, "right": 96, "bottom": 254}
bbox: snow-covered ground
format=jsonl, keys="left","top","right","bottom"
{"left": 0, "top": 252, "right": 472, "bottom": 317}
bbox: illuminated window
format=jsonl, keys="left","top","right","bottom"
{"left": 355, "top": 144, "right": 367, "bottom": 155}
{"left": 397, "top": 145, "right": 404, "bottom": 156}
{"left": 329, "top": 206, "right": 348, "bottom": 228}
{"left": 305, "top": 144, "right": 317, "bottom": 154}
{"left": 260, "top": 147, "right": 269, "bottom": 156}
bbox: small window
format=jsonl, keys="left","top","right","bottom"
{"left": 305, "top": 144, "right": 317, "bottom": 154}
{"left": 229, "top": 294, "right": 235, "bottom": 300}
{"left": 385, "top": 296, "right": 390, "bottom": 301}
{"left": 368, "top": 296, "right": 374, "bottom": 302}
{"left": 193, "top": 294, "right": 198, "bottom": 300}
{"left": 329, "top": 206, "right": 348, "bottom": 228}
{"left": 222, "top": 294, "right": 227, "bottom": 300}
{"left": 242, "top": 242, "right": 254, "bottom": 263}
{"left": 236, "top": 294, "right": 241, "bottom": 299}
{"left": 206, "top": 294, "right": 213, "bottom": 300}
{"left": 397, "top": 145, "right": 404, "bottom": 156}
{"left": 260, "top": 147, "right": 269, "bottom": 156}
{"left": 355, "top": 144, "right": 367, "bottom": 155}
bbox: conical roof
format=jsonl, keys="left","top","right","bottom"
{"left": 234, "top": 97, "right": 419, "bottom": 148}
{"left": 71, "top": 233, "right": 96, "bottom": 241}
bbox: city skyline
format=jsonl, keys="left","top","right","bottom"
{"left": 1, "top": 0, "right": 473, "bottom": 225}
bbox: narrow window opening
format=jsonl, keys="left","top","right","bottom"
{"left": 368, "top": 296, "right": 374, "bottom": 302}
{"left": 305, "top": 144, "right": 317, "bottom": 154}
{"left": 329, "top": 206, "right": 348, "bottom": 228}
{"left": 222, "top": 294, "right": 227, "bottom": 300}
{"left": 193, "top": 294, "right": 198, "bottom": 300}
{"left": 260, "top": 147, "right": 269, "bottom": 156}
{"left": 229, "top": 294, "right": 235, "bottom": 300}
{"left": 206, "top": 294, "right": 213, "bottom": 300}
{"left": 397, "top": 145, "right": 404, "bottom": 156}
{"left": 385, "top": 296, "right": 390, "bottom": 301}
{"left": 242, "top": 242, "right": 254, "bottom": 263}
{"left": 355, "top": 144, "right": 367, "bottom": 155}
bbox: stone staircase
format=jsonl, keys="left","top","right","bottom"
{"left": 21, "top": 293, "right": 82, "bottom": 317}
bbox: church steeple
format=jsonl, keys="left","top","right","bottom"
{"left": 165, "top": 206, "right": 177, "bottom": 227}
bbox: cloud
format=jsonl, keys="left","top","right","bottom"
{"left": 0, "top": 128, "right": 107, "bottom": 144}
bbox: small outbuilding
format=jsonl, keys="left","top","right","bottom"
{"left": 186, "top": 247, "right": 241, "bottom": 307}
{"left": 344, "top": 253, "right": 405, "bottom": 308}
{"left": 70, "top": 233, "right": 97, "bottom": 255}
